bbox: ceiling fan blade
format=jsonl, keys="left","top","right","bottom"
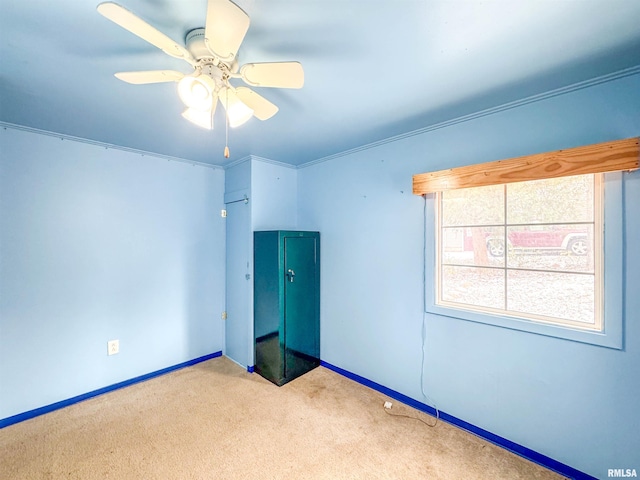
{"left": 235, "top": 87, "right": 279, "bottom": 121}
{"left": 97, "top": 2, "right": 194, "bottom": 64}
{"left": 114, "top": 70, "right": 185, "bottom": 84}
{"left": 204, "top": 0, "right": 250, "bottom": 63}
{"left": 239, "top": 62, "right": 304, "bottom": 89}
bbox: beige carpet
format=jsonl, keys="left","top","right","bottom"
{"left": 0, "top": 357, "right": 566, "bottom": 479}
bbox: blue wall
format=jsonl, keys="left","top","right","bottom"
{"left": 224, "top": 157, "right": 297, "bottom": 367}
{"left": 251, "top": 159, "right": 297, "bottom": 232}
{"left": 297, "top": 71, "right": 640, "bottom": 478}
{"left": 224, "top": 159, "right": 252, "bottom": 366}
{"left": 2, "top": 69, "right": 639, "bottom": 478}
{"left": 0, "top": 127, "right": 226, "bottom": 419}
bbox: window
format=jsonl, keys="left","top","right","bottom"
{"left": 424, "top": 172, "right": 623, "bottom": 348}
{"left": 415, "top": 138, "right": 636, "bottom": 348}
{"left": 435, "top": 174, "right": 603, "bottom": 331}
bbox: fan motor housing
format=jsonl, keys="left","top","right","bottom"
{"left": 185, "top": 28, "right": 238, "bottom": 72}
{"left": 185, "top": 29, "right": 209, "bottom": 59}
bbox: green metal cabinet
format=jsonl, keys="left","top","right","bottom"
{"left": 254, "top": 231, "right": 320, "bottom": 386}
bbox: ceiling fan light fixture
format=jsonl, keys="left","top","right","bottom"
{"left": 227, "top": 101, "right": 253, "bottom": 128}
{"left": 177, "top": 75, "right": 215, "bottom": 111}
{"left": 98, "top": 1, "right": 304, "bottom": 139}
{"left": 182, "top": 107, "right": 214, "bottom": 130}
{"left": 219, "top": 87, "right": 254, "bottom": 128}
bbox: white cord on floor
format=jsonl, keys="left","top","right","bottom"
{"left": 420, "top": 194, "right": 439, "bottom": 427}
{"left": 384, "top": 403, "right": 438, "bottom": 428}
{"left": 379, "top": 197, "right": 440, "bottom": 429}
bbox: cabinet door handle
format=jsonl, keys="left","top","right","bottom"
{"left": 287, "top": 269, "right": 295, "bottom": 283}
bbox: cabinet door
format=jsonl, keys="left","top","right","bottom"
{"left": 254, "top": 231, "right": 283, "bottom": 384}
{"left": 283, "top": 236, "right": 319, "bottom": 380}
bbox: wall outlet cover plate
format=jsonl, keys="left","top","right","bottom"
{"left": 108, "top": 339, "right": 119, "bottom": 355}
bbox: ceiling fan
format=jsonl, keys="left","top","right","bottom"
{"left": 97, "top": 0, "right": 304, "bottom": 145}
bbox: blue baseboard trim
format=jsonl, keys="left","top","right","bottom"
{"left": 247, "top": 365, "right": 255, "bottom": 373}
{"left": 0, "top": 351, "right": 223, "bottom": 429}
{"left": 320, "top": 360, "right": 595, "bottom": 480}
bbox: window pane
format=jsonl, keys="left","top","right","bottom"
{"left": 507, "top": 175, "right": 594, "bottom": 224}
{"left": 441, "top": 266, "right": 504, "bottom": 309}
{"left": 436, "top": 173, "right": 602, "bottom": 333}
{"left": 442, "top": 226, "right": 505, "bottom": 267}
{"left": 506, "top": 270, "right": 595, "bottom": 325}
{"left": 441, "top": 184, "right": 504, "bottom": 226}
{"left": 505, "top": 224, "right": 594, "bottom": 273}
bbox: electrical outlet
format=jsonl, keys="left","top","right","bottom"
{"left": 108, "top": 339, "right": 119, "bottom": 356}
{"left": 384, "top": 401, "right": 393, "bottom": 410}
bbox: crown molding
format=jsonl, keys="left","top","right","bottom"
{"left": 223, "top": 155, "right": 297, "bottom": 170}
{"left": 250, "top": 155, "right": 298, "bottom": 169}
{"left": 0, "top": 122, "right": 222, "bottom": 170}
{"left": 298, "top": 65, "right": 640, "bottom": 170}
{"left": 223, "top": 155, "right": 252, "bottom": 169}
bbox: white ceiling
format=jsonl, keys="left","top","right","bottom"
{"left": 1, "top": 0, "right": 639, "bottom": 167}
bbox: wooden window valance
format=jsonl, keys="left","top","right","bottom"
{"left": 412, "top": 137, "right": 639, "bottom": 195}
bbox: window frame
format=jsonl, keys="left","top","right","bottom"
{"left": 424, "top": 172, "right": 623, "bottom": 349}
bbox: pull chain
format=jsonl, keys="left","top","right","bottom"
{"left": 224, "top": 87, "right": 230, "bottom": 158}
